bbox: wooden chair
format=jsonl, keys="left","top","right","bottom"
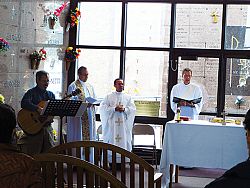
{"left": 132, "top": 124, "right": 158, "bottom": 169}
{"left": 33, "top": 153, "right": 126, "bottom": 188}
{"left": 48, "top": 141, "right": 162, "bottom": 188}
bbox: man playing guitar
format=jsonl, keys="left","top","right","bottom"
{"left": 18, "top": 70, "right": 55, "bottom": 155}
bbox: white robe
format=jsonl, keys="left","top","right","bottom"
{"left": 67, "top": 80, "right": 96, "bottom": 142}
{"left": 99, "top": 92, "right": 136, "bottom": 155}
{"left": 170, "top": 82, "right": 203, "bottom": 120}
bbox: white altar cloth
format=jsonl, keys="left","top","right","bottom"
{"left": 160, "top": 120, "right": 248, "bottom": 188}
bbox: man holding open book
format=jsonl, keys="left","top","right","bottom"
{"left": 170, "top": 68, "right": 203, "bottom": 120}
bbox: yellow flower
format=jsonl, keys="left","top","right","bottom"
{"left": 0, "top": 94, "right": 5, "bottom": 103}
{"left": 67, "top": 47, "right": 73, "bottom": 50}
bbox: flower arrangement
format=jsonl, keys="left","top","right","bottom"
{"left": 66, "top": 7, "right": 81, "bottom": 30}
{"left": 29, "top": 48, "right": 47, "bottom": 69}
{"left": 0, "top": 38, "right": 10, "bottom": 53}
{"left": 65, "top": 47, "right": 81, "bottom": 70}
{"left": 30, "top": 48, "right": 47, "bottom": 61}
{"left": 65, "top": 47, "right": 81, "bottom": 62}
{"left": 51, "top": 2, "right": 67, "bottom": 21}
{"left": 42, "top": 2, "right": 67, "bottom": 29}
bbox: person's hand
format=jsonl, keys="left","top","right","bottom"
{"left": 187, "top": 102, "right": 194, "bottom": 107}
{"left": 37, "top": 106, "right": 43, "bottom": 114}
{"left": 179, "top": 100, "right": 186, "bottom": 106}
{"left": 115, "top": 105, "right": 125, "bottom": 112}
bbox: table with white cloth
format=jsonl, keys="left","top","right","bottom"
{"left": 159, "top": 120, "right": 248, "bottom": 188}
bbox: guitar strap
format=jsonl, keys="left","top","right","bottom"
{"left": 75, "top": 80, "right": 90, "bottom": 140}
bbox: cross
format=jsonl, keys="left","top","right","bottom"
{"left": 115, "top": 134, "right": 122, "bottom": 143}
{"left": 115, "top": 118, "right": 123, "bottom": 126}
{"left": 211, "top": 11, "right": 219, "bottom": 23}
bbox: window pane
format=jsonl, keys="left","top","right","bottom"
{"left": 77, "top": 49, "right": 120, "bottom": 98}
{"left": 178, "top": 57, "right": 219, "bottom": 113}
{"left": 125, "top": 50, "right": 169, "bottom": 117}
{"left": 225, "top": 58, "right": 250, "bottom": 114}
{"left": 175, "top": 4, "right": 222, "bottom": 49}
{"left": 225, "top": 5, "right": 250, "bottom": 50}
{"left": 126, "top": 3, "right": 171, "bottom": 48}
{"left": 77, "top": 2, "right": 122, "bottom": 46}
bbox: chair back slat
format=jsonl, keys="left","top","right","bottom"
{"left": 139, "top": 165, "right": 144, "bottom": 188}
{"left": 48, "top": 141, "right": 161, "bottom": 188}
{"left": 76, "top": 167, "right": 84, "bottom": 187}
{"left": 34, "top": 153, "right": 126, "bottom": 188}
{"left": 111, "top": 151, "right": 117, "bottom": 176}
{"left": 67, "top": 164, "right": 74, "bottom": 187}
{"left": 121, "top": 156, "right": 126, "bottom": 183}
{"left": 130, "top": 160, "right": 135, "bottom": 188}
{"left": 76, "top": 147, "right": 81, "bottom": 158}
{"left": 57, "top": 162, "right": 64, "bottom": 188}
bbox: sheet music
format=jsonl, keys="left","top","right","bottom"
{"left": 85, "top": 97, "right": 102, "bottom": 105}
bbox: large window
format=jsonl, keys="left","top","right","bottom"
{"left": 75, "top": 0, "right": 250, "bottom": 119}
{"left": 225, "top": 5, "right": 250, "bottom": 50}
{"left": 77, "top": 49, "right": 120, "bottom": 97}
{"left": 175, "top": 4, "right": 223, "bottom": 49}
{"left": 77, "top": 2, "right": 122, "bottom": 46}
{"left": 225, "top": 58, "right": 250, "bottom": 115}
{"left": 126, "top": 3, "right": 171, "bottom": 48}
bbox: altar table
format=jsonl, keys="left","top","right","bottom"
{"left": 159, "top": 120, "right": 248, "bottom": 188}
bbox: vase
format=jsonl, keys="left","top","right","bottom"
{"left": 65, "top": 60, "right": 72, "bottom": 71}
{"left": 48, "top": 17, "right": 56, "bottom": 29}
{"left": 30, "top": 59, "right": 40, "bottom": 70}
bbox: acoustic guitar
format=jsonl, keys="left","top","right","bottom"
{"left": 17, "top": 101, "right": 54, "bottom": 135}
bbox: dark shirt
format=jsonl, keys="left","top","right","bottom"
{"left": 21, "top": 86, "right": 55, "bottom": 111}
{"left": 205, "top": 159, "right": 250, "bottom": 188}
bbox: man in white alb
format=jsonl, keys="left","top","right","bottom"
{"left": 67, "top": 66, "right": 96, "bottom": 143}
{"left": 170, "top": 68, "right": 203, "bottom": 120}
{"left": 99, "top": 78, "right": 136, "bottom": 161}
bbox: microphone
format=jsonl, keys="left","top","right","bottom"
{"left": 63, "top": 88, "right": 81, "bottom": 99}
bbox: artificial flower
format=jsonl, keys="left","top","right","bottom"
{"left": 67, "top": 7, "right": 81, "bottom": 28}
{"left": 65, "top": 47, "right": 81, "bottom": 62}
{"left": 30, "top": 48, "right": 47, "bottom": 61}
{"left": 0, "top": 94, "right": 5, "bottom": 103}
{"left": 51, "top": 2, "right": 68, "bottom": 21}
{"left": 0, "top": 38, "right": 10, "bottom": 53}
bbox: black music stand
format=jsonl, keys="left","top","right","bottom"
{"left": 42, "top": 99, "right": 83, "bottom": 145}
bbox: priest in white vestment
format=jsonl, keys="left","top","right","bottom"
{"left": 99, "top": 78, "right": 136, "bottom": 162}
{"left": 170, "top": 68, "right": 203, "bottom": 120}
{"left": 67, "top": 67, "right": 96, "bottom": 161}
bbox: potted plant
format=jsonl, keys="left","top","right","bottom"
{"left": 65, "top": 47, "right": 81, "bottom": 71}
{"left": 29, "top": 48, "right": 47, "bottom": 70}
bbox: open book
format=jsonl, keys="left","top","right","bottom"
{"left": 85, "top": 97, "right": 102, "bottom": 105}
{"left": 173, "top": 97, "right": 202, "bottom": 104}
